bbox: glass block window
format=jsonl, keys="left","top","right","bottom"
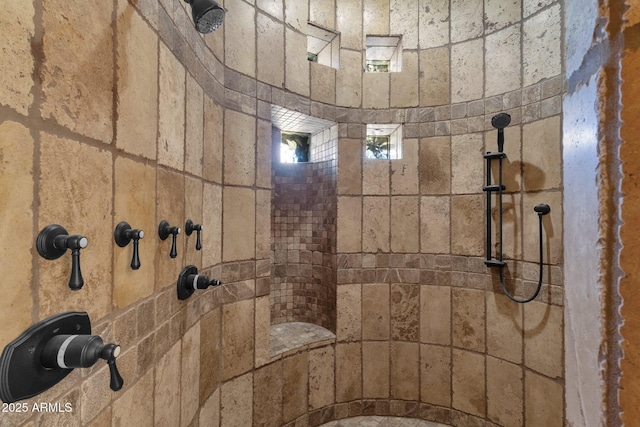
{"left": 365, "top": 35, "right": 402, "bottom": 72}
{"left": 365, "top": 124, "right": 403, "bottom": 159}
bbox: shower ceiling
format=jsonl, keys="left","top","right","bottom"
{"left": 271, "top": 105, "right": 334, "bottom": 135}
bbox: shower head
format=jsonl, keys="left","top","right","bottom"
{"left": 491, "top": 113, "right": 511, "bottom": 130}
{"left": 183, "top": 0, "right": 225, "bottom": 33}
{"left": 490, "top": 113, "right": 511, "bottom": 152}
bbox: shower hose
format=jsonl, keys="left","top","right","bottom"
{"left": 499, "top": 211, "right": 545, "bottom": 304}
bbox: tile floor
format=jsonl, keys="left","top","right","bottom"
{"left": 318, "top": 416, "right": 451, "bottom": 427}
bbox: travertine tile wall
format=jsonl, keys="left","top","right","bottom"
{"left": 0, "top": 0, "right": 566, "bottom": 426}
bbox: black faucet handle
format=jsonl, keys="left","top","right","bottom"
{"left": 114, "top": 222, "right": 145, "bottom": 270}
{"left": 158, "top": 221, "right": 181, "bottom": 259}
{"left": 100, "top": 344, "right": 124, "bottom": 391}
{"left": 36, "top": 225, "right": 88, "bottom": 290}
{"left": 185, "top": 219, "right": 203, "bottom": 251}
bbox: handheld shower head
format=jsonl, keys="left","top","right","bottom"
{"left": 491, "top": 113, "right": 511, "bottom": 152}
{"left": 183, "top": 0, "right": 225, "bottom": 33}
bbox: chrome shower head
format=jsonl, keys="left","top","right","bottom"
{"left": 183, "top": 0, "right": 225, "bottom": 33}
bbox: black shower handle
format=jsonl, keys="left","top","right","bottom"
{"left": 158, "top": 221, "right": 181, "bottom": 259}
{"left": 185, "top": 219, "right": 202, "bottom": 251}
{"left": 114, "top": 222, "right": 144, "bottom": 270}
{"left": 36, "top": 225, "right": 88, "bottom": 290}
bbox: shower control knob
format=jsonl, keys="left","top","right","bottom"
{"left": 36, "top": 225, "right": 88, "bottom": 290}
{"left": 114, "top": 222, "right": 144, "bottom": 270}
{"left": 158, "top": 220, "right": 181, "bottom": 259}
{"left": 41, "top": 334, "right": 123, "bottom": 391}
{"left": 185, "top": 219, "right": 203, "bottom": 251}
{"left": 177, "top": 265, "right": 222, "bottom": 300}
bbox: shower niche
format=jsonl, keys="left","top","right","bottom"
{"left": 270, "top": 106, "right": 338, "bottom": 333}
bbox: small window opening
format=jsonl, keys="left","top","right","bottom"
{"left": 365, "top": 35, "right": 402, "bottom": 72}
{"left": 281, "top": 132, "right": 311, "bottom": 163}
{"left": 365, "top": 124, "right": 403, "bottom": 159}
{"left": 307, "top": 23, "right": 340, "bottom": 69}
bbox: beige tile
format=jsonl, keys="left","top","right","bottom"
{"left": 362, "top": 197, "right": 390, "bottom": 253}
{"left": 391, "top": 138, "right": 419, "bottom": 194}
{"left": 221, "top": 373, "right": 253, "bottom": 427}
{"left": 38, "top": 133, "right": 112, "bottom": 319}
{"left": 452, "top": 288, "right": 485, "bottom": 352}
{"left": 337, "top": 197, "right": 362, "bottom": 252}
{"left": 113, "top": 371, "right": 154, "bottom": 427}
{"left": 113, "top": 157, "right": 156, "bottom": 308}
{"left": 420, "top": 285, "right": 451, "bottom": 345}
{"left": 155, "top": 342, "right": 181, "bottom": 427}
{"left": 524, "top": 301, "right": 563, "bottom": 379}
{"left": 222, "top": 299, "right": 255, "bottom": 380}
{"left": 487, "top": 356, "right": 523, "bottom": 427}
{"left": 202, "top": 183, "right": 222, "bottom": 267}
{"left": 522, "top": 190, "right": 562, "bottom": 265}
{"left": 391, "top": 342, "right": 419, "bottom": 400}
{"left": 523, "top": 4, "right": 561, "bottom": 86}
{"left": 337, "top": 284, "right": 362, "bottom": 341}
{"left": 336, "top": 49, "right": 362, "bottom": 107}
{"left": 283, "top": 353, "right": 308, "bottom": 422}
{"left": 485, "top": 25, "right": 522, "bottom": 97}
{"left": 310, "top": 0, "right": 335, "bottom": 29}
{"left": 284, "top": 0, "right": 308, "bottom": 31}
{"left": 199, "top": 388, "right": 220, "bottom": 427}
{"left": 420, "top": 47, "right": 450, "bottom": 106}
{"left": 452, "top": 349, "right": 486, "bottom": 418}
{"left": 181, "top": 323, "right": 201, "bottom": 426}
{"left": 363, "top": 159, "right": 390, "bottom": 195}
{"left": 184, "top": 177, "right": 203, "bottom": 267}
{"left": 257, "top": 0, "right": 283, "bottom": 20}
{"left": 256, "top": 119, "right": 273, "bottom": 189}
{"left": 485, "top": 0, "right": 521, "bottom": 33}
{"left": 200, "top": 308, "right": 221, "bottom": 403}
{"left": 256, "top": 189, "right": 271, "bottom": 259}
{"left": 155, "top": 169, "right": 185, "bottom": 287}
{"left": 338, "top": 139, "right": 363, "bottom": 195}
{"left": 336, "top": 342, "right": 362, "bottom": 402}
{"left": 0, "top": 0, "right": 34, "bottom": 114}
{"left": 391, "top": 197, "right": 419, "bottom": 253}
{"left": 451, "top": 0, "right": 483, "bottom": 42}
{"left": 285, "top": 28, "right": 310, "bottom": 96}
{"left": 116, "top": 4, "right": 158, "bottom": 159}
{"left": 420, "top": 344, "right": 451, "bottom": 406}
{"left": 362, "top": 284, "right": 390, "bottom": 340}
{"left": 185, "top": 75, "right": 204, "bottom": 177}
{"left": 451, "top": 133, "right": 484, "bottom": 194}
{"left": 525, "top": 371, "right": 564, "bottom": 426}
{"left": 254, "top": 361, "right": 283, "bottom": 427}
{"left": 203, "top": 98, "right": 224, "bottom": 184}
{"left": 420, "top": 196, "right": 450, "bottom": 254}
{"left": 158, "top": 43, "right": 185, "bottom": 170}
{"left": 420, "top": 136, "right": 451, "bottom": 195}
{"left": 419, "top": 0, "right": 449, "bottom": 48}
{"left": 222, "top": 187, "right": 256, "bottom": 262}
{"left": 390, "top": 0, "right": 418, "bottom": 48}
{"left": 309, "top": 346, "right": 335, "bottom": 409}
{"left": 257, "top": 12, "right": 285, "bottom": 87}
{"left": 224, "top": 110, "right": 256, "bottom": 186}
{"left": 363, "top": 341, "right": 390, "bottom": 398}
{"left": 522, "top": 116, "right": 562, "bottom": 191}
{"left": 81, "top": 365, "right": 112, "bottom": 424}
{"left": 391, "top": 284, "right": 420, "bottom": 341}
{"left": 42, "top": 0, "right": 113, "bottom": 142}
{"left": 451, "top": 38, "right": 484, "bottom": 103}
{"left": 363, "top": 0, "right": 390, "bottom": 35}
{"left": 363, "top": 71, "right": 390, "bottom": 109}
{"left": 311, "top": 62, "right": 336, "bottom": 104}
{"left": 391, "top": 52, "right": 419, "bottom": 107}
{"left": 254, "top": 296, "right": 271, "bottom": 367}
{"left": 0, "top": 122, "right": 33, "bottom": 348}
{"left": 450, "top": 195, "right": 485, "bottom": 256}
{"left": 225, "top": 0, "right": 256, "bottom": 76}
{"left": 486, "top": 293, "right": 523, "bottom": 364}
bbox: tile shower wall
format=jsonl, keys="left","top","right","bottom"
{"left": 0, "top": 1, "right": 567, "bottom": 427}
{"left": 271, "top": 139, "right": 338, "bottom": 330}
